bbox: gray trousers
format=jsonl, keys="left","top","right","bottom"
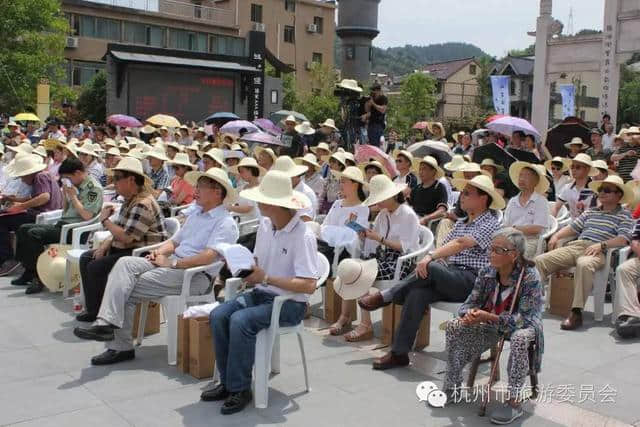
{"left": 97, "top": 256, "right": 210, "bottom": 351}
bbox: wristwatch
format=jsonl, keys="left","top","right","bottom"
{"left": 427, "top": 250, "right": 436, "bottom": 260}
{"left": 171, "top": 258, "right": 178, "bottom": 269}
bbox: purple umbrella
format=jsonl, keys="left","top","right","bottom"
{"left": 219, "top": 120, "right": 259, "bottom": 135}
{"left": 240, "top": 131, "right": 286, "bottom": 147}
{"left": 253, "top": 118, "right": 281, "bottom": 136}
{"left": 486, "top": 116, "right": 541, "bottom": 140}
{"left": 107, "top": 114, "right": 143, "bottom": 128}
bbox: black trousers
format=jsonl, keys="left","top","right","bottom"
{"left": 0, "top": 211, "right": 37, "bottom": 261}
{"left": 389, "top": 261, "right": 477, "bottom": 354}
{"left": 14, "top": 223, "right": 63, "bottom": 275}
{"left": 79, "top": 248, "right": 131, "bottom": 315}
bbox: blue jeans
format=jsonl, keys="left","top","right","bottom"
{"left": 210, "top": 289, "right": 307, "bottom": 392}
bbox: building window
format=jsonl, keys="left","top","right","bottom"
{"left": 209, "top": 35, "right": 245, "bottom": 56}
{"left": 284, "top": 26, "right": 295, "bottom": 43}
{"left": 581, "top": 85, "right": 587, "bottom": 97}
{"left": 313, "top": 16, "right": 324, "bottom": 34}
{"left": 168, "top": 29, "right": 206, "bottom": 52}
{"left": 345, "top": 45, "right": 355, "bottom": 60}
{"left": 271, "top": 90, "right": 278, "bottom": 104}
{"left": 123, "top": 22, "right": 164, "bottom": 47}
{"left": 71, "top": 61, "right": 104, "bottom": 86}
{"left": 312, "top": 52, "right": 323, "bottom": 64}
{"left": 285, "top": 0, "right": 295, "bottom": 12}
{"left": 77, "top": 15, "right": 121, "bottom": 41}
{"left": 469, "top": 64, "right": 477, "bottom": 75}
{"left": 251, "top": 4, "right": 262, "bottom": 23}
{"left": 510, "top": 80, "right": 516, "bottom": 96}
{"left": 194, "top": 1, "right": 202, "bottom": 18}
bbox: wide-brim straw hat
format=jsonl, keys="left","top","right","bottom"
{"left": 140, "top": 124, "right": 157, "bottom": 134}
{"left": 295, "top": 121, "right": 316, "bottom": 135}
{"left": 332, "top": 258, "right": 378, "bottom": 300}
{"left": 254, "top": 146, "right": 277, "bottom": 166}
{"left": 329, "top": 152, "right": 347, "bottom": 167}
{"left": 319, "top": 118, "right": 338, "bottom": 130}
{"left": 229, "top": 156, "right": 266, "bottom": 177}
{"left": 6, "top": 154, "right": 46, "bottom": 178}
{"left": 509, "top": 161, "right": 550, "bottom": 195}
{"left": 76, "top": 143, "right": 100, "bottom": 158}
{"left": 273, "top": 155, "right": 308, "bottom": 177}
{"left": 125, "top": 148, "right": 145, "bottom": 160}
{"left": 393, "top": 149, "right": 414, "bottom": 164}
{"left": 337, "top": 79, "right": 363, "bottom": 93}
{"left": 444, "top": 155, "right": 467, "bottom": 172}
{"left": 310, "top": 142, "right": 331, "bottom": 155}
{"left": 480, "top": 158, "right": 504, "bottom": 173}
{"left": 168, "top": 152, "right": 197, "bottom": 169}
{"left": 452, "top": 162, "right": 491, "bottom": 180}
{"left": 589, "top": 175, "right": 635, "bottom": 205}
{"left": 106, "top": 147, "right": 121, "bottom": 157}
{"left": 414, "top": 155, "right": 444, "bottom": 180}
{"left": 145, "top": 145, "right": 169, "bottom": 162}
{"left": 166, "top": 141, "right": 183, "bottom": 152}
{"left": 571, "top": 153, "right": 599, "bottom": 176}
{"left": 43, "top": 139, "right": 61, "bottom": 150}
{"left": 331, "top": 166, "right": 367, "bottom": 185}
{"left": 7, "top": 142, "right": 33, "bottom": 155}
{"left": 591, "top": 159, "right": 617, "bottom": 176}
{"left": 363, "top": 174, "right": 406, "bottom": 206}
{"left": 33, "top": 146, "right": 47, "bottom": 158}
{"left": 452, "top": 130, "right": 467, "bottom": 143}
{"left": 426, "top": 122, "right": 446, "bottom": 137}
{"left": 296, "top": 153, "right": 321, "bottom": 170}
{"left": 37, "top": 245, "right": 80, "bottom": 292}
{"left": 203, "top": 148, "right": 226, "bottom": 168}
{"left": 284, "top": 115, "right": 298, "bottom": 125}
{"left": 452, "top": 174, "right": 506, "bottom": 210}
{"left": 360, "top": 160, "right": 389, "bottom": 178}
{"left": 240, "top": 170, "right": 311, "bottom": 210}
{"left": 184, "top": 167, "right": 237, "bottom": 204}
{"left": 564, "top": 137, "right": 589, "bottom": 150}
{"left": 108, "top": 157, "right": 152, "bottom": 186}
{"left": 544, "top": 156, "right": 570, "bottom": 173}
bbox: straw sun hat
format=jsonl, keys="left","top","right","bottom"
{"left": 508, "top": 161, "right": 550, "bottom": 195}
{"left": 184, "top": 167, "right": 237, "bottom": 204}
{"left": 240, "top": 170, "right": 311, "bottom": 210}
{"left": 310, "top": 142, "right": 331, "bottom": 155}
{"left": 588, "top": 175, "right": 635, "bottom": 205}
{"left": 544, "top": 156, "right": 570, "bottom": 173}
{"left": 6, "top": 154, "right": 45, "bottom": 178}
{"left": 319, "top": 119, "right": 338, "bottom": 131}
{"left": 363, "top": 174, "right": 406, "bottom": 206}
{"left": 254, "top": 146, "right": 277, "bottom": 165}
{"left": 444, "top": 154, "right": 467, "bottom": 172}
{"left": 451, "top": 174, "right": 506, "bottom": 210}
{"left": 571, "top": 153, "right": 599, "bottom": 177}
{"left": 332, "top": 258, "right": 378, "bottom": 300}
{"left": 295, "top": 121, "right": 316, "bottom": 135}
{"left": 452, "top": 162, "right": 491, "bottom": 180}
{"left": 203, "top": 148, "right": 226, "bottom": 168}
{"left": 564, "top": 137, "right": 589, "bottom": 150}
{"left": 296, "top": 153, "right": 321, "bottom": 170}
{"left": 168, "top": 153, "right": 197, "bottom": 170}
{"left": 360, "top": 160, "right": 389, "bottom": 178}
{"left": 331, "top": 166, "right": 367, "bottom": 185}
{"left": 272, "top": 155, "right": 308, "bottom": 177}
{"left": 413, "top": 155, "right": 444, "bottom": 179}
{"left": 229, "top": 157, "right": 266, "bottom": 177}
{"left": 145, "top": 145, "right": 170, "bottom": 162}
{"left": 37, "top": 245, "right": 81, "bottom": 292}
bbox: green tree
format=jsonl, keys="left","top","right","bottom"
{"left": 475, "top": 56, "right": 494, "bottom": 111}
{"left": 387, "top": 72, "right": 437, "bottom": 138}
{"left": 0, "top": 0, "right": 68, "bottom": 113}
{"left": 508, "top": 44, "right": 535, "bottom": 57}
{"left": 76, "top": 71, "right": 106, "bottom": 124}
{"left": 293, "top": 63, "right": 340, "bottom": 126}
{"left": 618, "top": 68, "right": 640, "bottom": 126}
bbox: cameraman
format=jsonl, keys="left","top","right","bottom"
{"left": 336, "top": 79, "right": 363, "bottom": 152}
{"left": 363, "top": 84, "right": 388, "bottom": 147}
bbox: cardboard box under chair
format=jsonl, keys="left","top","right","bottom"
{"left": 381, "top": 303, "right": 430, "bottom": 350}
{"left": 188, "top": 317, "right": 215, "bottom": 379}
{"left": 132, "top": 302, "right": 160, "bottom": 337}
{"left": 324, "top": 278, "right": 357, "bottom": 324}
{"left": 177, "top": 315, "right": 190, "bottom": 373}
{"left": 549, "top": 271, "right": 574, "bottom": 317}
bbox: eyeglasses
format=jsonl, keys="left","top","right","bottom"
{"left": 598, "top": 186, "right": 621, "bottom": 195}
{"left": 490, "top": 245, "right": 514, "bottom": 255}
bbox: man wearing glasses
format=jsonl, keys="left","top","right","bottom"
{"left": 550, "top": 154, "right": 597, "bottom": 220}
{"left": 536, "top": 175, "right": 634, "bottom": 330}
{"left": 74, "top": 166, "right": 238, "bottom": 366}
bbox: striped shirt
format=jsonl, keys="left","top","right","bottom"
{"left": 570, "top": 205, "right": 634, "bottom": 243}
{"left": 443, "top": 209, "right": 501, "bottom": 272}
{"left": 613, "top": 143, "right": 640, "bottom": 182}
{"left": 112, "top": 193, "right": 168, "bottom": 249}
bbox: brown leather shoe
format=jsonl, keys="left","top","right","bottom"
{"left": 560, "top": 310, "right": 583, "bottom": 330}
{"left": 357, "top": 292, "right": 389, "bottom": 311}
{"left": 373, "top": 352, "right": 410, "bottom": 370}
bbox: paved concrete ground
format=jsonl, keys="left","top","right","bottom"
{"left": 1, "top": 275, "right": 639, "bottom": 427}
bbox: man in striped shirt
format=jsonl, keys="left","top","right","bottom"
{"left": 610, "top": 132, "right": 640, "bottom": 182}
{"left": 535, "top": 175, "right": 634, "bottom": 330}
{"left": 614, "top": 221, "right": 640, "bottom": 339}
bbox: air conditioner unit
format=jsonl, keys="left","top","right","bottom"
{"left": 306, "top": 24, "right": 318, "bottom": 33}
{"left": 66, "top": 36, "right": 79, "bottom": 48}
{"left": 252, "top": 22, "right": 266, "bottom": 32}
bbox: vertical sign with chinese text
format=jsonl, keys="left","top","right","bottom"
{"left": 490, "top": 75, "right": 510, "bottom": 115}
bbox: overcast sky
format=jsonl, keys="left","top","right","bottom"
{"left": 374, "top": 0, "right": 605, "bottom": 57}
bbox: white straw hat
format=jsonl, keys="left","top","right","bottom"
{"left": 284, "top": 115, "right": 297, "bottom": 124}
{"left": 331, "top": 166, "right": 367, "bottom": 185}
{"left": 452, "top": 162, "right": 491, "bottom": 179}
{"left": 76, "top": 143, "right": 100, "bottom": 158}
{"left": 168, "top": 152, "right": 197, "bottom": 169}
{"left": 32, "top": 146, "right": 47, "bottom": 158}
{"left": 359, "top": 160, "right": 390, "bottom": 178}
{"left": 7, "top": 142, "right": 33, "bottom": 155}
{"left": 229, "top": 156, "right": 266, "bottom": 177}
{"left": 571, "top": 153, "right": 599, "bottom": 177}
{"left": 108, "top": 157, "right": 153, "bottom": 187}
{"left": 588, "top": 175, "right": 634, "bottom": 205}
{"left": 254, "top": 146, "right": 277, "bottom": 166}
{"left": 509, "top": 161, "right": 550, "bottom": 195}
{"left": 295, "top": 153, "right": 321, "bottom": 170}
{"left": 106, "top": 147, "right": 121, "bottom": 157}
{"left": 329, "top": 152, "right": 347, "bottom": 167}
{"left": 544, "top": 156, "right": 570, "bottom": 173}
{"left": 363, "top": 174, "right": 406, "bottom": 206}
{"left": 319, "top": 118, "right": 338, "bottom": 130}
{"left": 184, "top": 167, "right": 237, "bottom": 204}
{"left": 37, "top": 245, "right": 80, "bottom": 292}
{"left": 202, "top": 148, "right": 226, "bottom": 168}
{"left": 6, "top": 154, "right": 46, "bottom": 178}
{"left": 295, "top": 121, "right": 316, "bottom": 135}
{"left": 310, "top": 142, "right": 331, "bottom": 155}
{"left": 332, "top": 258, "right": 378, "bottom": 300}
{"left": 272, "top": 155, "right": 308, "bottom": 177}
{"left": 414, "top": 155, "right": 444, "bottom": 179}
{"left": 444, "top": 155, "right": 467, "bottom": 172}
{"left": 565, "top": 137, "right": 589, "bottom": 150}
{"left": 451, "top": 174, "right": 506, "bottom": 210}
{"left": 337, "top": 79, "right": 363, "bottom": 93}
{"left": 145, "top": 145, "right": 170, "bottom": 162}
{"left": 240, "top": 170, "right": 311, "bottom": 210}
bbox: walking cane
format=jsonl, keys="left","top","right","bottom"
{"left": 478, "top": 267, "right": 526, "bottom": 417}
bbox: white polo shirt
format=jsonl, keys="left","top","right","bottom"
{"left": 363, "top": 203, "right": 420, "bottom": 256}
{"left": 295, "top": 180, "right": 318, "bottom": 221}
{"left": 254, "top": 216, "right": 319, "bottom": 303}
{"left": 558, "top": 179, "right": 595, "bottom": 219}
{"left": 504, "top": 191, "right": 550, "bottom": 231}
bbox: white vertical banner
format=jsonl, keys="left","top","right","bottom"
{"left": 490, "top": 75, "right": 510, "bottom": 115}
{"left": 559, "top": 84, "right": 576, "bottom": 118}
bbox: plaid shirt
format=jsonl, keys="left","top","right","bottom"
{"left": 149, "top": 166, "right": 170, "bottom": 190}
{"left": 442, "top": 210, "right": 500, "bottom": 272}
{"left": 112, "top": 193, "right": 168, "bottom": 249}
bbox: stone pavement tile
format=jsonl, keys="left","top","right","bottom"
{"left": 0, "top": 301, "right": 79, "bottom": 347}
{"left": 541, "top": 336, "right": 640, "bottom": 372}
{"left": 0, "top": 373, "right": 102, "bottom": 426}
{"left": 8, "top": 405, "right": 132, "bottom": 427}
{"left": 0, "top": 320, "right": 34, "bottom": 354}
{"left": 0, "top": 347, "right": 66, "bottom": 385}
{"left": 592, "top": 353, "right": 640, "bottom": 387}
{"left": 276, "top": 330, "right": 361, "bottom": 367}
{"left": 525, "top": 400, "right": 632, "bottom": 427}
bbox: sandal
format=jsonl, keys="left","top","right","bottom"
{"left": 344, "top": 323, "right": 373, "bottom": 342}
{"left": 329, "top": 315, "right": 352, "bottom": 336}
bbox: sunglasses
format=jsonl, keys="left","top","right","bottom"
{"left": 490, "top": 245, "right": 514, "bottom": 255}
{"left": 598, "top": 186, "right": 621, "bottom": 194}
{"left": 551, "top": 166, "right": 562, "bottom": 171}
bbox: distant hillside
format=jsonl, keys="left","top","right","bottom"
{"left": 335, "top": 40, "right": 490, "bottom": 76}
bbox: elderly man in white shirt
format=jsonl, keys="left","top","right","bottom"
{"left": 202, "top": 170, "right": 318, "bottom": 415}
{"left": 73, "top": 168, "right": 239, "bottom": 365}
{"left": 272, "top": 155, "right": 318, "bottom": 221}
{"left": 504, "top": 162, "right": 551, "bottom": 259}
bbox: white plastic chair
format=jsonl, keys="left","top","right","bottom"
{"left": 612, "top": 247, "right": 633, "bottom": 323}
{"left": 238, "top": 218, "right": 260, "bottom": 237}
{"left": 170, "top": 203, "right": 194, "bottom": 217}
{"left": 221, "top": 252, "right": 330, "bottom": 409}
{"left": 35, "top": 209, "right": 62, "bottom": 225}
{"left": 535, "top": 216, "right": 559, "bottom": 257}
{"left": 494, "top": 209, "right": 504, "bottom": 225}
